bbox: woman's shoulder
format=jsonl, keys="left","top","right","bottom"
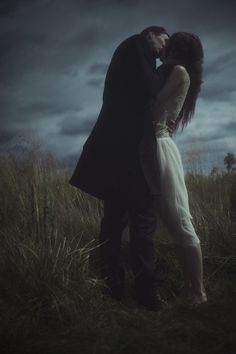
{"left": 171, "top": 65, "right": 190, "bottom": 84}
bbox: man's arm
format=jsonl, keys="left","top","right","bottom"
{"left": 128, "top": 35, "right": 164, "bottom": 100}
{"left": 102, "top": 35, "right": 159, "bottom": 104}
{"left": 108, "top": 35, "right": 163, "bottom": 102}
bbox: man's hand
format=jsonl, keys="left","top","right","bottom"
{"left": 166, "top": 119, "right": 176, "bottom": 136}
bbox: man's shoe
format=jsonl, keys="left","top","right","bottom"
{"left": 102, "top": 284, "right": 126, "bottom": 301}
{"left": 136, "top": 293, "right": 163, "bottom": 312}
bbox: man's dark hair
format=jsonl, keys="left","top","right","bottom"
{"left": 141, "top": 26, "right": 169, "bottom": 37}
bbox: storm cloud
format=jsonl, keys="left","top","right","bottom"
{"left": 0, "top": 0, "right": 235, "bottom": 172}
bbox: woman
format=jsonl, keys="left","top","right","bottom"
{"left": 152, "top": 32, "right": 207, "bottom": 306}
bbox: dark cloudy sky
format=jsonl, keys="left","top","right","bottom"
{"left": 1, "top": 0, "right": 235, "bottom": 172}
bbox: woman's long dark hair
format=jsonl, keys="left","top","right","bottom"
{"left": 164, "top": 32, "right": 204, "bottom": 131}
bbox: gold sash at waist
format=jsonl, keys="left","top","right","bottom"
{"left": 152, "top": 121, "right": 170, "bottom": 138}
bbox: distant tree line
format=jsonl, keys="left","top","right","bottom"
{"left": 224, "top": 153, "right": 236, "bottom": 173}
{"left": 210, "top": 152, "right": 236, "bottom": 176}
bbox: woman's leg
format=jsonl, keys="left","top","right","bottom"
{"left": 159, "top": 202, "right": 207, "bottom": 303}
{"left": 174, "top": 243, "right": 207, "bottom": 303}
{"left": 156, "top": 137, "right": 207, "bottom": 304}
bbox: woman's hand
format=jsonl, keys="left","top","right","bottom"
{"left": 166, "top": 119, "right": 176, "bottom": 136}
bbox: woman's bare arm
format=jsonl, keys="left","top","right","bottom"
{"left": 154, "top": 65, "right": 190, "bottom": 105}
{"left": 152, "top": 65, "right": 190, "bottom": 125}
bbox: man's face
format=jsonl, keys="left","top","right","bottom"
{"left": 146, "top": 32, "right": 169, "bottom": 59}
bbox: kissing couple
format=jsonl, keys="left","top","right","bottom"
{"left": 69, "top": 26, "right": 208, "bottom": 312}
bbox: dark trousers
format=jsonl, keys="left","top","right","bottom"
{"left": 98, "top": 168, "right": 159, "bottom": 302}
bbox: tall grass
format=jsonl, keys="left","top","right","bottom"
{"left": 186, "top": 172, "right": 236, "bottom": 255}
{"left": 0, "top": 142, "right": 235, "bottom": 354}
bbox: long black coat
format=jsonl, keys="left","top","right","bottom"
{"left": 69, "top": 33, "right": 168, "bottom": 200}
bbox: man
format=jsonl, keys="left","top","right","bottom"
{"left": 69, "top": 26, "right": 173, "bottom": 311}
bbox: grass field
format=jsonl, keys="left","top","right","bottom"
{"left": 0, "top": 143, "right": 235, "bottom": 354}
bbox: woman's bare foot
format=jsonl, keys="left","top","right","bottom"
{"left": 178, "top": 288, "right": 208, "bottom": 308}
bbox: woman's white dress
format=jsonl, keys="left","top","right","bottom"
{"left": 152, "top": 68, "right": 200, "bottom": 247}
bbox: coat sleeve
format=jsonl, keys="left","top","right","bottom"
{"left": 133, "top": 38, "right": 168, "bottom": 128}
{"left": 125, "top": 36, "right": 163, "bottom": 101}
{"left": 102, "top": 35, "right": 163, "bottom": 105}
